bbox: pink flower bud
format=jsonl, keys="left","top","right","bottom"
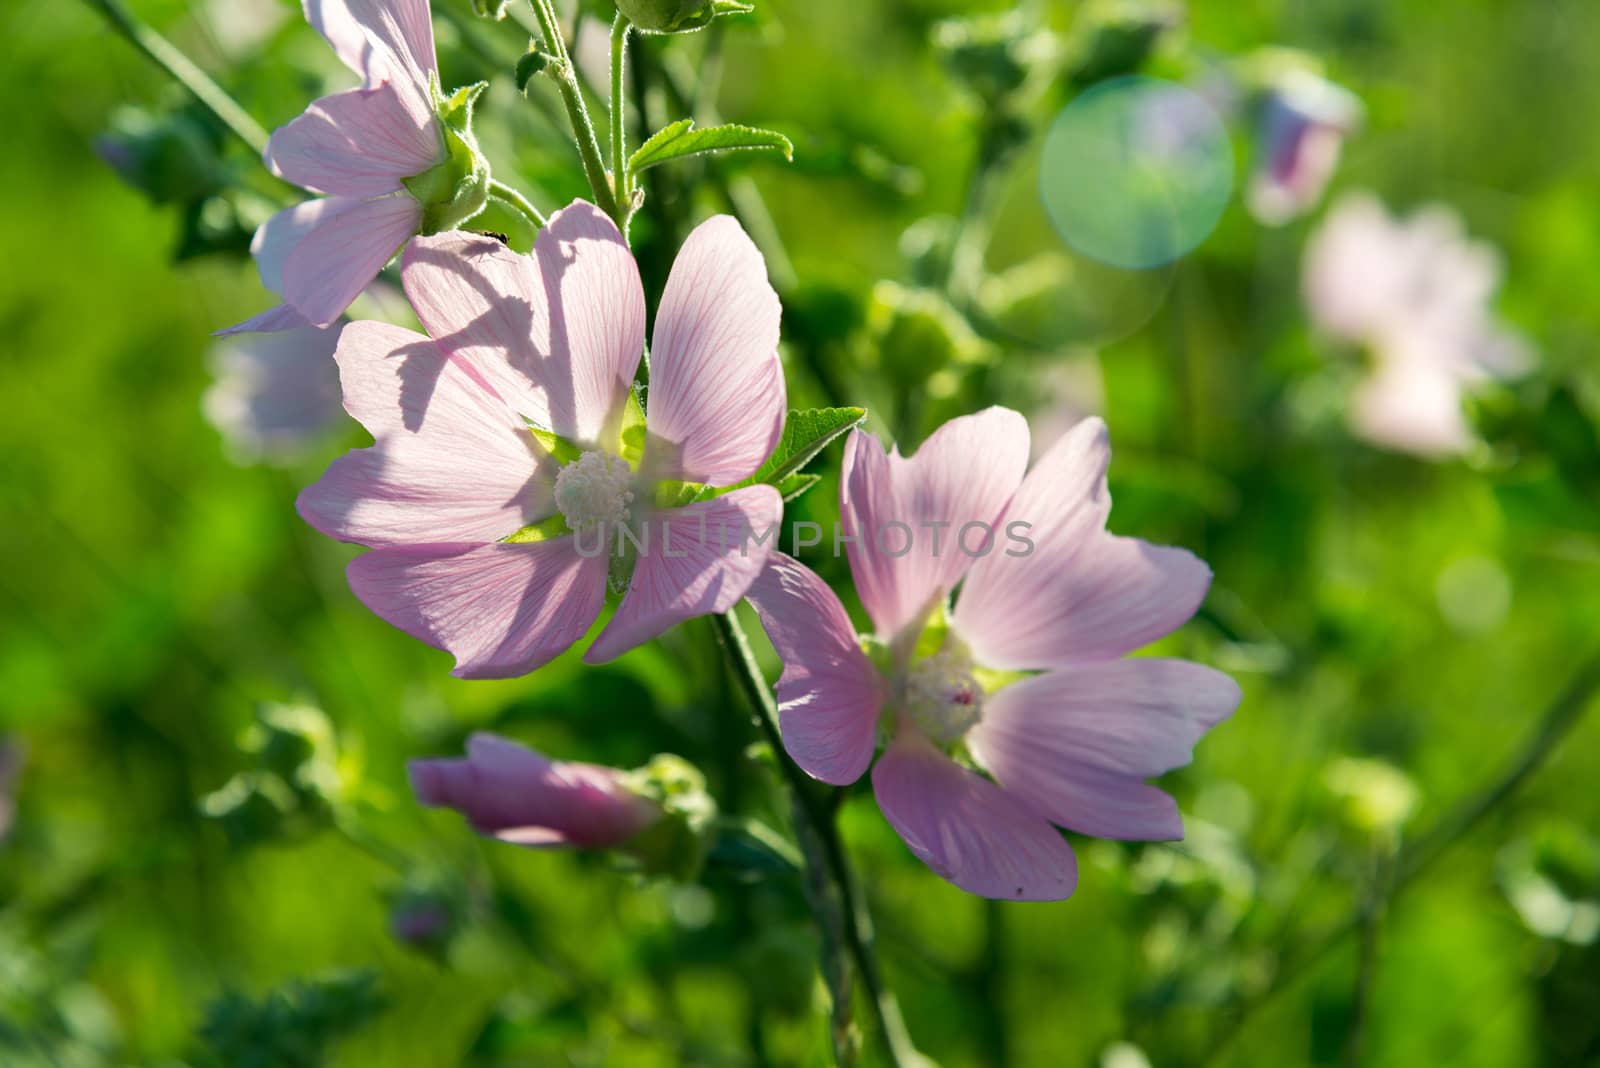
{"left": 408, "top": 733, "right": 660, "bottom": 849}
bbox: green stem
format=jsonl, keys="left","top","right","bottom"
{"left": 1202, "top": 650, "right": 1600, "bottom": 1065}
{"left": 526, "top": 0, "right": 621, "bottom": 224}
{"left": 712, "top": 610, "right": 918, "bottom": 1068}
{"left": 610, "top": 15, "right": 631, "bottom": 217}
{"left": 81, "top": 0, "right": 270, "bottom": 157}
{"left": 488, "top": 179, "right": 548, "bottom": 229}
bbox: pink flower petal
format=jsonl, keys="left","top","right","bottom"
{"left": 204, "top": 321, "right": 345, "bottom": 459}
{"left": 871, "top": 732, "right": 1078, "bottom": 901}
{"left": 265, "top": 85, "right": 442, "bottom": 197}
{"left": 348, "top": 538, "right": 609, "bottom": 678}
{"left": 303, "top": 0, "right": 437, "bottom": 83}
{"left": 282, "top": 194, "right": 422, "bottom": 327}
{"left": 745, "top": 553, "right": 884, "bottom": 785}
{"left": 951, "top": 417, "right": 1211, "bottom": 669}
{"left": 297, "top": 320, "right": 553, "bottom": 546}
{"left": 842, "top": 408, "right": 1030, "bottom": 640}
{"left": 965, "top": 659, "right": 1237, "bottom": 842}
{"left": 970, "top": 658, "right": 1239, "bottom": 779}
{"left": 973, "top": 533, "right": 1212, "bottom": 670}
{"left": 251, "top": 200, "right": 329, "bottom": 297}
{"left": 402, "top": 203, "right": 644, "bottom": 445}
{"left": 584, "top": 485, "right": 783, "bottom": 663}
{"left": 215, "top": 303, "right": 310, "bottom": 337}
{"left": 644, "top": 215, "right": 785, "bottom": 486}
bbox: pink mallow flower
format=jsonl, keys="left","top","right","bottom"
{"left": 225, "top": 0, "right": 488, "bottom": 334}
{"left": 1246, "top": 68, "right": 1361, "bottom": 226}
{"left": 1303, "top": 192, "right": 1530, "bottom": 456}
{"left": 298, "top": 200, "right": 786, "bottom": 677}
{"left": 746, "top": 410, "right": 1239, "bottom": 901}
{"left": 409, "top": 733, "right": 661, "bottom": 848}
{"left": 204, "top": 320, "right": 345, "bottom": 462}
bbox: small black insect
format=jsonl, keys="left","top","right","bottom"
{"left": 471, "top": 230, "right": 510, "bottom": 246}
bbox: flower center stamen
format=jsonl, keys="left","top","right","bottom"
{"left": 554, "top": 451, "right": 635, "bottom": 532}
{"left": 904, "top": 649, "right": 985, "bottom": 743}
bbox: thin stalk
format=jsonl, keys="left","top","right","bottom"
{"left": 488, "top": 179, "right": 548, "bottom": 229}
{"left": 81, "top": 0, "right": 270, "bottom": 157}
{"left": 1202, "top": 650, "right": 1600, "bottom": 1065}
{"left": 712, "top": 610, "right": 918, "bottom": 1068}
{"left": 525, "top": 0, "right": 621, "bottom": 223}
{"left": 610, "top": 15, "right": 631, "bottom": 216}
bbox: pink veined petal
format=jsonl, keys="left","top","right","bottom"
{"left": 282, "top": 194, "right": 422, "bottom": 327}
{"left": 970, "top": 659, "right": 1239, "bottom": 780}
{"left": 645, "top": 215, "right": 785, "bottom": 486}
{"left": 584, "top": 485, "right": 784, "bottom": 663}
{"left": 973, "top": 530, "right": 1212, "bottom": 669}
{"left": 297, "top": 320, "right": 553, "bottom": 546}
{"left": 965, "top": 659, "right": 1238, "bottom": 842}
{"left": 403, "top": 203, "right": 645, "bottom": 444}
{"left": 303, "top": 0, "right": 437, "bottom": 83}
{"left": 745, "top": 552, "right": 884, "bottom": 786}
{"left": 954, "top": 416, "right": 1141, "bottom": 670}
{"left": 841, "top": 408, "right": 1030, "bottom": 641}
{"left": 251, "top": 200, "right": 330, "bottom": 297}
{"left": 871, "top": 732, "right": 1079, "bottom": 901}
{"left": 347, "top": 539, "right": 609, "bottom": 678}
{"left": 215, "top": 303, "right": 310, "bottom": 337}
{"left": 265, "top": 84, "right": 442, "bottom": 197}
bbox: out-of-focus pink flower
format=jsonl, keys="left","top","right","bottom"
{"left": 409, "top": 733, "right": 660, "bottom": 849}
{"left": 1247, "top": 68, "right": 1360, "bottom": 226}
{"left": 1303, "top": 192, "right": 1530, "bottom": 456}
{"left": 747, "top": 412, "right": 1238, "bottom": 901}
{"left": 204, "top": 321, "right": 345, "bottom": 462}
{"left": 223, "top": 0, "right": 477, "bottom": 333}
{"left": 298, "top": 201, "right": 786, "bottom": 677}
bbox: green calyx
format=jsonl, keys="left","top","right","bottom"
{"left": 617, "top": 754, "right": 717, "bottom": 881}
{"left": 403, "top": 79, "right": 491, "bottom": 235}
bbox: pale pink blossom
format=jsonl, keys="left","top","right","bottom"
{"left": 1247, "top": 69, "right": 1360, "bottom": 226}
{"left": 410, "top": 733, "right": 660, "bottom": 848}
{"left": 205, "top": 284, "right": 413, "bottom": 462}
{"left": 204, "top": 321, "right": 345, "bottom": 461}
{"left": 746, "top": 412, "right": 1238, "bottom": 900}
{"left": 299, "top": 201, "right": 786, "bottom": 677}
{"left": 224, "top": 0, "right": 456, "bottom": 333}
{"left": 1303, "top": 192, "right": 1530, "bottom": 455}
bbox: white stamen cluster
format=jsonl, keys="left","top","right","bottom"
{"left": 554, "top": 451, "right": 635, "bottom": 531}
{"left": 904, "top": 649, "right": 985, "bottom": 744}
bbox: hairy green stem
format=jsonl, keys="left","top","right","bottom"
{"left": 81, "top": 0, "right": 270, "bottom": 156}
{"left": 488, "top": 179, "right": 548, "bottom": 229}
{"left": 712, "top": 610, "right": 918, "bottom": 1068}
{"left": 526, "top": 0, "right": 621, "bottom": 224}
{"left": 610, "top": 15, "right": 631, "bottom": 217}
{"left": 1202, "top": 650, "right": 1600, "bottom": 1064}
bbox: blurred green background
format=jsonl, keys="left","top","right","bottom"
{"left": 5, "top": 0, "right": 1600, "bottom": 1065}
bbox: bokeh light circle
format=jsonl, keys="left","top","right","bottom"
{"left": 1039, "top": 76, "right": 1234, "bottom": 270}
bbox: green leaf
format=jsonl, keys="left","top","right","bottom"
{"left": 629, "top": 119, "right": 793, "bottom": 174}
{"left": 502, "top": 513, "right": 572, "bottom": 543}
{"left": 774, "top": 472, "right": 821, "bottom": 502}
{"left": 515, "top": 47, "right": 549, "bottom": 93}
{"left": 734, "top": 407, "right": 866, "bottom": 490}
{"left": 616, "top": 386, "right": 648, "bottom": 464}
{"left": 528, "top": 423, "right": 582, "bottom": 464}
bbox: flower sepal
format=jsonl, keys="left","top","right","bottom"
{"left": 615, "top": 754, "right": 717, "bottom": 881}
{"left": 404, "top": 81, "right": 492, "bottom": 235}
{"left": 619, "top": 0, "right": 753, "bottom": 35}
